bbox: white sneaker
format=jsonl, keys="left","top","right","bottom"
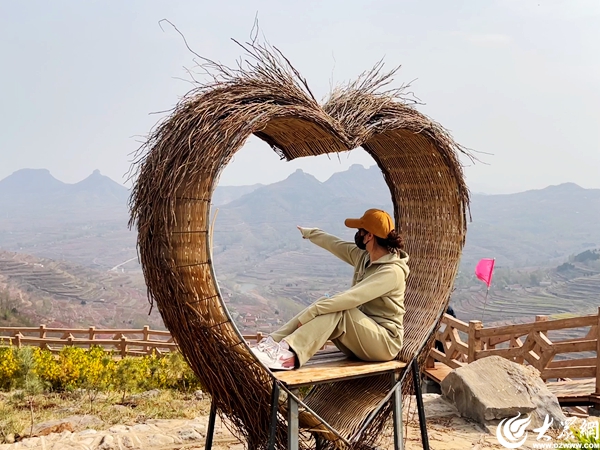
{"left": 251, "top": 337, "right": 296, "bottom": 371}
{"left": 257, "top": 335, "right": 278, "bottom": 352}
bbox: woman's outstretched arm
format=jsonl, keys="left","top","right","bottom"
{"left": 297, "top": 226, "right": 364, "bottom": 266}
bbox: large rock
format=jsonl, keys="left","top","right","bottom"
{"left": 441, "top": 356, "right": 566, "bottom": 428}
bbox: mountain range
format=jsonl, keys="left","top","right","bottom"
{"left": 0, "top": 166, "right": 599, "bottom": 270}
{"left": 211, "top": 167, "right": 600, "bottom": 270}
{"left": 0, "top": 169, "right": 129, "bottom": 224}
{"left": 1, "top": 166, "right": 599, "bottom": 328}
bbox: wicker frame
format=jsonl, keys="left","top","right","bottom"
{"left": 129, "top": 42, "right": 470, "bottom": 449}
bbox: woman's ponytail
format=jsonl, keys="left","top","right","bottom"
{"left": 374, "top": 230, "right": 404, "bottom": 254}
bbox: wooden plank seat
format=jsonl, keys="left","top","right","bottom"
{"left": 274, "top": 351, "right": 407, "bottom": 388}
{"left": 260, "top": 349, "right": 421, "bottom": 450}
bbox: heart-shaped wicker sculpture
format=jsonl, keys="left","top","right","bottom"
{"left": 129, "top": 43, "right": 470, "bottom": 449}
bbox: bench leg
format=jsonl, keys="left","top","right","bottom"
{"left": 268, "top": 380, "right": 280, "bottom": 450}
{"left": 288, "top": 388, "right": 299, "bottom": 450}
{"left": 412, "top": 359, "right": 430, "bottom": 450}
{"left": 205, "top": 401, "right": 217, "bottom": 450}
{"left": 315, "top": 434, "right": 324, "bottom": 450}
{"left": 392, "top": 374, "right": 404, "bottom": 450}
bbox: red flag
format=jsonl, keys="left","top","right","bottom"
{"left": 475, "top": 258, "right": 495, "bottom": 288}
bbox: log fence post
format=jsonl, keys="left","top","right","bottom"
{"left": 14, "top": 332, "right": 22, "bottom": 349}
{"left": 121, "top": 336, "right": 128, "bottom": 358}
{"left": 143, "top": 325, "right": 150, "bottom": 354}
{"left": 468, "top": 320, "right": 483, "bottom": 363}
{"left": 66, "top": 333, "right": 74, "bottom": 349}
{"left": 425, "top": 354, "right": 435, "bottom": 369}
{"left": 536, "top": 315, "right": 549, "bottom": 338}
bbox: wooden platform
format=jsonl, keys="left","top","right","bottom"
{"left": 547, "top": 379, "right": 597, "bottom": 406}
{"left": 273, "top": 349, "right": 407, "bottom": 388}
{"left": 424, "top": 362, "right": 454, "bottom": 384}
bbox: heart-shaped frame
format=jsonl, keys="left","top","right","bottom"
{"left": 130, "top": 43, "right": 470, "bottom": 449}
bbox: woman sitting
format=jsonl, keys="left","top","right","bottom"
{"left": 252, "top": 209, "right": 409, "bottom": 370}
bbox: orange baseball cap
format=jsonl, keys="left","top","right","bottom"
{"left": 344, "top": 209, "right": 394, "bottom": 239}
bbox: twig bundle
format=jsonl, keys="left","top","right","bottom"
{"left": 129, "top": 39, "right": 470, "bottom": 449}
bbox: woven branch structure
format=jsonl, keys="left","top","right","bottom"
{"left": 129, "top": 42, "right": 470, "bottom": 449}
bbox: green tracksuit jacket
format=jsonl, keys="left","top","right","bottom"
{"left": 297, "top": 228, "right": 409, "bottom": 343}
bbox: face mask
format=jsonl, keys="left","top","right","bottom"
{"left": 354, "top": 231, "right": 367, "bottom": 250}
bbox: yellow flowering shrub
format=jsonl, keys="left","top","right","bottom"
{"left": 32, "top": 347, "right": 61, "bottom": 389}
{"left": 80, "top": 346, "right": 115, "bottom": 392}
{"left": 0, "top": 346, "right": 18, "bottom": 390}
{"left": 57, "top": 347, "right": 88, "bottom": 390}
{"left": 0, "top": 346, "right": 201, "bottom": 394}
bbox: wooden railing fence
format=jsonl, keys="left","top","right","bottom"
{"left": 3, "top": 310, "right": 599, "bottom": 396}
{"left": 0, "top": 325, "right": 267, "bottom": 357}
{"left": 428, "top": 306, "right": 600, "bottom": 398}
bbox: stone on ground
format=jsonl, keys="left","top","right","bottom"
{"left": 440, "top": 355, "right": 567, "bottom": 428}
{"left": 32, "top": 415, "right": 103, "bottom": 436}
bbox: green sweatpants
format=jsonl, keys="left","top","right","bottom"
{"left": 270, "top": 308, "right": 401, "bottom": 367}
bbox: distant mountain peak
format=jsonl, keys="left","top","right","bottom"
{"left": 546, "top": 182, "right": 584, "bottom": 190}
{"left": 73, "top": 171, "right": 128, "bottom": 197}
{"left": 6, "top": 168, "right": 55, "bottom": 179}
{"left": 322, "top": 164, "right": 390, "bottom": 205}
{"left": 348, "top": 164, "right": 367, "bottom": 171}
{"left": 511, "top": 182, "right": 588, "bottom": 198}
{"left": 0, "top": 168, "right": 65, "bottom": 194}
{"left": 285, "top": 168, "right": 320, "bottom": 184}
{"left": 21, "top": 168, "right": 50, "bottom": 175}
{"left": 76, "top": 170, "right": 120, "bottom": 184}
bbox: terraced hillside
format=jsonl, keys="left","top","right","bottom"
{"left": 0, "top": 251, "right": 163, "bottom": 328}
{"left": 217, "top": 248, "right": 353, "bottom": 307}
{"left": 451, "top": 257, "right": 600, "bottom": 325}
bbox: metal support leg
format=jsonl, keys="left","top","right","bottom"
{"left": 205, "top": 401, "right": 217, "bottom": 450}
{"left": 315, "top": 434, "right": 324, "bottom": 450}
{"left": 412, "top": 358, "right": 430, "bottom": 450}
{"left": 288, "top": 388, "right": 299, "bottom": 450}
{"left": 392, "top": 373, "right": 404, "bottom": 450}
{"left": 268, "top": 380, "right": 280, "bottom": 450}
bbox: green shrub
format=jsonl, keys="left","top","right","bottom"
{"left": 557, "top": 420, "right": 600, "bottom": 449}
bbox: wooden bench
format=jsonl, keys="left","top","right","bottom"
{"left": 205, "top": 349, "right": 429, "bottom": 450}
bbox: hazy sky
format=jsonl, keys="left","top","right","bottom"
{"left": 1, "top": 1, "right": 598, "bottom": 194}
